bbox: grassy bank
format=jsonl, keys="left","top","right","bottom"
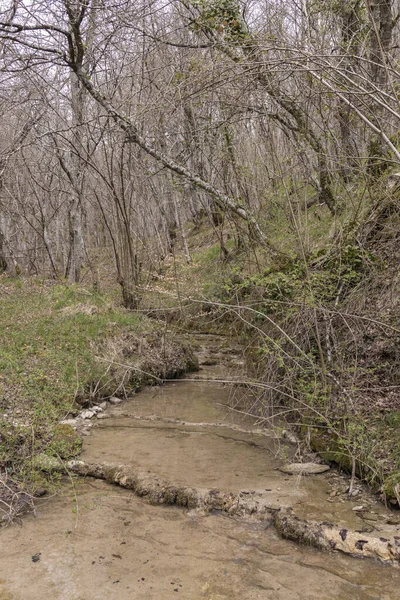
{"left": 0, "top": 278, "right": 151, "bottom": 421}
{"left": 0, "top": 276, "right": 196, "bottom": 520}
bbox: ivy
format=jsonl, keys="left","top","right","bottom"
{"left": 221, "top": 242, "right": 374, "bottom": 311}
{"left": 189, "top": 0, "right": 248, "bottom": 40}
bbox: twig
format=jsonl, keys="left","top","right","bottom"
{"left": 95, "top": 357, "right": 164, "bottom": 383}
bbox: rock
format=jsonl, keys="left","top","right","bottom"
{"left": 352, "top": 505, "right": 364, "bottom": 512}
{"left": 362, "top": 512, "right": 378, "bottom": 522}
{"left": 274, "top": 510, "right": 400, "bottom": 564}
{"left": 60, "top": 419, "right": 78, "bottom": 428}
{"left": 278, "top": 462, "right": 330, "bottom": 475}
{"left": 266, "top": 502, "right": 282, "bottom": 511}
{"left": 109, "top": 397, "right": 123, "bottom": 405}
{"left": 64, "top": 459, "right": 400, "bottom": 565}
{"left": 91, "top": 406, "right": 103, "bottom": 414}
{"left": 99, "top": 401, "right": 107, "bottom": 410}
{"left": 282, "top": 430, "right": 298, "bottom": 444}
{"left": 97, "top": 413, "right": 111, "bottom": 420}
{"left": 386, "top": 516, "right": 400, "bottom": 525}
{"left": 349, "top": 489, "right": 360, "bottom": 497}
{"left": 386, "top": 172, "right": 400, "bottom": 191}
{"left": 80, "top": 410, "right": 95, "bottom": 419}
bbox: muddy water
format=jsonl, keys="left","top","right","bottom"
{"left": 1, "top": 335, "right": 400, "bottom": 599}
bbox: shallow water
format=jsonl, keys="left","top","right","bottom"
{"left": 1, "top": 335, "right": 399, "bottom": 599}
{"left": 0, "top": 479, "right": 399, "bottom": 600}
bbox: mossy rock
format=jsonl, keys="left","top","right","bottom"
{"left": 309, "top": 431, "right": 370, "bottom": 481}
{"left": 382, "top": 472, "right": 400, "bottom": 506}
{"left": 47, "top": 424, "right": 82, "bottom": 459}
{"left": 310, "top": 431, "right": 400, "bottom": 505}
{"left": 310, "top": 431, "right": 353, "bottom": 472}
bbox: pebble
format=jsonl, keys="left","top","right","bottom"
{"left": 80, "top": 410, "right": 95, "bottom": 419}
{"left": 386, "top": 516, "right": 400, "bottom": 525}
{"left": 266, "top": 502, "right": 281, "bottom": 510}
{"left": 362, "top": 512, "right": 378, "bottom": 521}
{"left": 281, "top": 430, "right": 298, "bottom": 444}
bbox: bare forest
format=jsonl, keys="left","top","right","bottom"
{"left": 1, "top": 0, "right": 400, "bottom": 555}
{"left": 0, "top": 0, "right": 398, "bottom": 297}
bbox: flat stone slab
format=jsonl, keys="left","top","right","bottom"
{"left": 278, "top": 462, "right": 330, "bottom": 475}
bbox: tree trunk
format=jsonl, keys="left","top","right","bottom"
{"left": 65, "top": 73, "right": 85, "bottom": 283}
{"left": 367, "top": 0, "right": 394, "bottom": 177}
{"left": 0, "top": 229, "right": 7, "bottom": 273}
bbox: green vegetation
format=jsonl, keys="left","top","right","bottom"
{"left": 142, "top": 192, "right": 400, "bottom": 506}
{"left": 0, "top": 281, "right": 148, "bottom": 416}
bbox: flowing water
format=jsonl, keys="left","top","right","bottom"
{"left": 0, "top": 334, "right": 399, "bottom": 599}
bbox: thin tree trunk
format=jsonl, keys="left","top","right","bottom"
{"left": 0, "top": 229, "right": 7, "bottom": 272}
{"left": 66, "top": 72, "right": 85, "bottom": 283}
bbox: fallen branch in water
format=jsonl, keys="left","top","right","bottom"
{"left": 61, "top": 460, "right": 400, "bottom": 566}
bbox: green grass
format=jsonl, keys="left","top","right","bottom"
{"left": 0, "top": 281, "right": 150, "bottom": 421}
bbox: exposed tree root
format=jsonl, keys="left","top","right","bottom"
{"left": 67, "top": 460, "right": 400, "bottom": 566}
{"left": 274, "top": 511, "right": 400, "bottom": 565}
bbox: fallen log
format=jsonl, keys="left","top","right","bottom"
{"left": 65, "top": 460, "right": 400, "bottom": 566}
{"left": 274, "top": 510, "right": 400, "bottom": 564}
{"left": 68, "top": 460, "right": 275, "bottom": 519}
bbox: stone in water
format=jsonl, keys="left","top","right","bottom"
{"left": 278, "top": 462, "right": 330, "bottom": 475}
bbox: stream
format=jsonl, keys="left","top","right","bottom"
{"left": 0, "top": 334, "right": 399, "bottom": 599}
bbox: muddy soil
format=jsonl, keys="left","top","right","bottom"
{"left": 1, "top": 334, "right": 400, "bottom": 599}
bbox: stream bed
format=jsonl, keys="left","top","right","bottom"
{"left": 0, "top": 334, "right": 399, "bottom": 599}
